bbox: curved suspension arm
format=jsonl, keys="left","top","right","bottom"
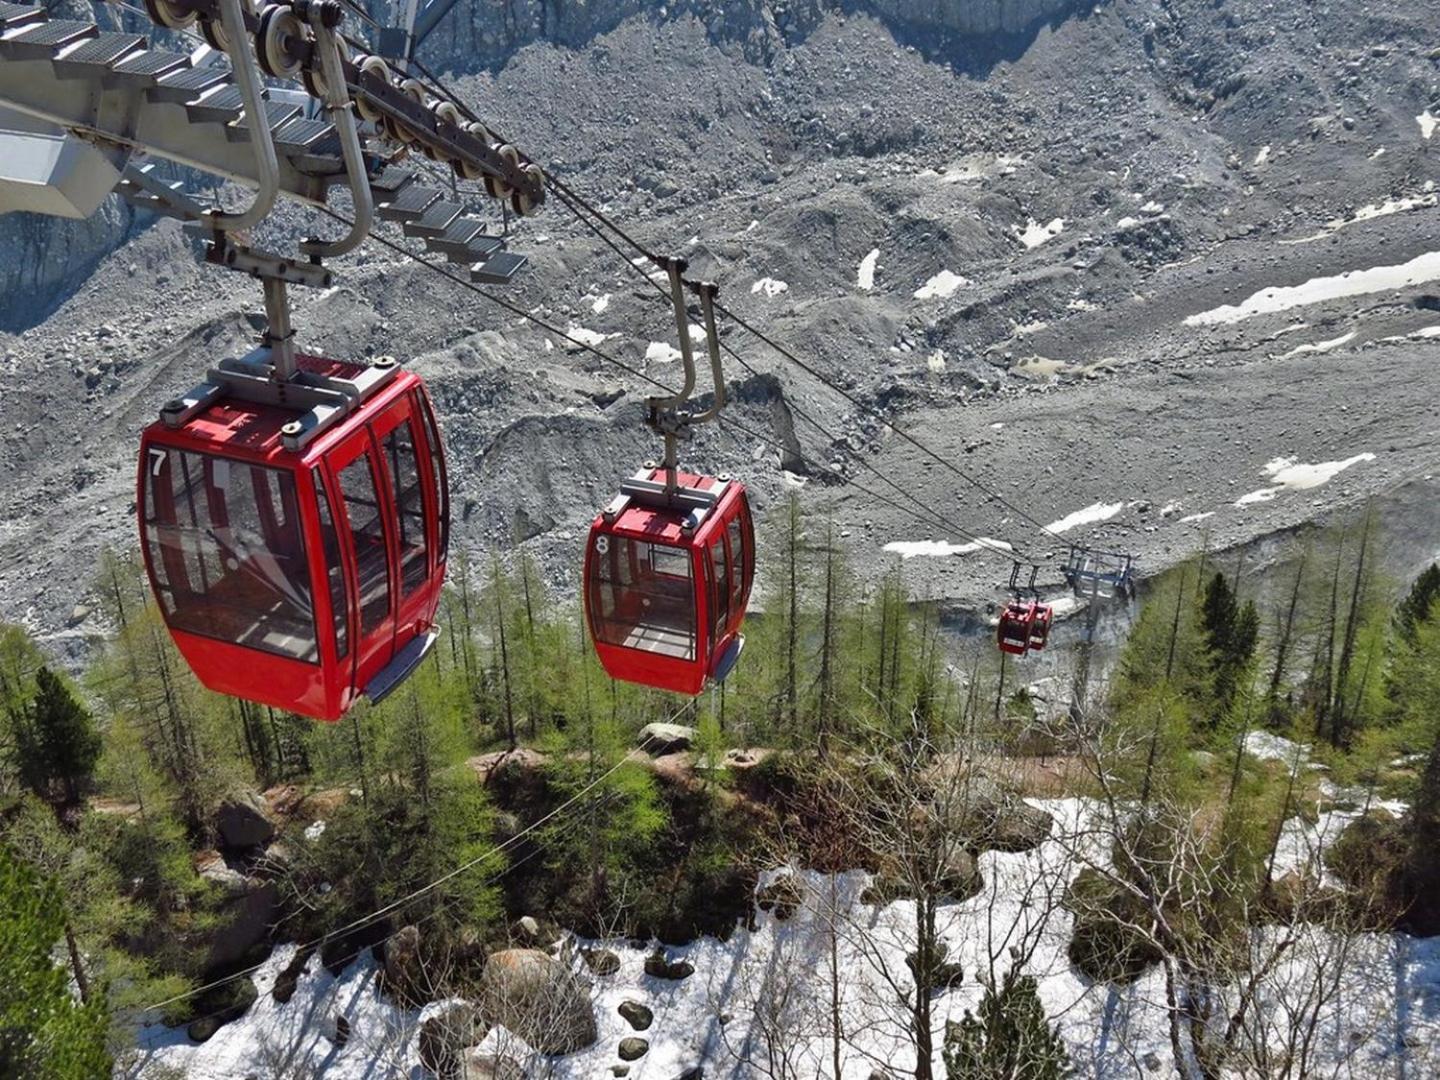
{"left": 300, "top": 17, "right": 372, "bottom": 256}
{"left": 203, "top": 0, "right": 279, "bottom": 232}
{"left": 647, "top": 257, "right": 697, "bottom": 412}
{"left": 687, "top": 282, "right": 726, "bottom": 425}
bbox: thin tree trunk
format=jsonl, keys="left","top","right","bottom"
{"left": 492, "top": 558, "right": 516, "bottom": 749}
{"left": 1266, "top": 554, "right": 1307, "bottom": 720}
{"left": 64, "top": 922, "right": 89, "bottom": 1005}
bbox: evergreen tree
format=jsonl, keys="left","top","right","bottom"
{"left": 0, "top": 846, "right": 112, "bottom": 1079}
{"left": 25, "top": 668, "right": 102, "bottom": 805}
{"left": 944, "top": 966, "right": 1071, "bottom": 1080}
{"left": 1396, "top": 563, "right": 1440, "bottom": 644}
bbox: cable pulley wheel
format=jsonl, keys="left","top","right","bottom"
{"left": 510, "top": 162, "right": 544, "bottom": 217}
{"left": 353, "top": 54, "right": 391, "bottom": 121}
{"left": 255, "top": 5, "right": 306, "bottom": 80}
{"left": 144, "top": 0, "right": 197, "bottom": 29}
{"left": 301, "top": 33, "right": 349, "bottom": 99}
{"left": 456, "top": 120, "right": 491, "bottom": 179}
{"left": 391, "top": 78, "right": 428, "bottom": 144}
{"left": 199, "top": 0, "right": 255, "bottom": 54}
{"left": 484, "top": 143, "right": 518, "bottom": 201}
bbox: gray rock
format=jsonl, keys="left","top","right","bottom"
{"left": 480, "top": 948, "right": 597, "bottom": 1054}
{"left": 619, "top": 1036, "right": 650, "bottom": 1061}
{"left": 419, "top": 1002, "right": 486, "bottom": 1080}
{"left": 644, "top": 951, "right": 694, "bottom": 980}
{"left": 619, "top": 999, "right": 653, "bottom": 1031}
{"left": 516, "top": 915, "right": 541, "bottom": 940}
{"left": 463, "top": 1050, "right": 525, "bottom": 1080}
{"left": 582, "top": 947, "right": 621, "bottom": 976}
{"left": 213, "top": 790, "right": 276, "bottom": 850}
{"left": 382, "top": 925, "right": 425, "bottom": 1007}
{"left": 637, "top": 722, "right": 696, "bottom": 754}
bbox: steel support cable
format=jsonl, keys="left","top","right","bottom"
{"left": 321, "top": 208, "right": 989, "bottom": 546}
{"left": 545, "top": 184, "right": 1039, "bottom": 565}
{"left": 551, "top": 180, "right": 1068, "bottom": 549}
{"left": 384, "top": 63, "right": 1066, "bottom": 555}
{"left": 138, "top": 696, "right": 690, "bottom": 1015}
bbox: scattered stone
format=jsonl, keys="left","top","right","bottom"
{"left": 756, "top": 874, "right": 805, "bottom": 920}
{"left": 462, "top": 1050, "right": 525, "bottom": 1080}
{"left": 582, "top": 947, "right": 621, "bottom": 976}
{"left": 619, "top": 999, "right": 653, "bottom": 1031}
{"left": 382, "top": 924, "right": 425, "bottom": 1007}
{"left": 65, "top": 603, "right": 89, "bottom": 626}
{"left": 418, "top": 1002, "right": 485, "bottom": 1080}
{"left": 516, "top": 914, "right": 541, "bottom": 940}
{"left": 644, "top": 950, "right": 695, "bottom": 980}
{"left": 637, "top": 722, "right": 696, "bottom": 754}
{"left": 618, "top": 1036, "right": 650, "bottom": 1061}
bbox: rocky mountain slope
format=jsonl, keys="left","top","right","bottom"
{"left": 1, "top": 0, "right": 1437, "bottom": 659}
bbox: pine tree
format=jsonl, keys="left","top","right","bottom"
{"left": 0, "top": 847, "right": 112, "bottom": 1079}
{"left": 20, "top": 668, "right": 102, "bottom": 806}
{"left": 1396, "top": 563, "right": 1440, "bottom": 644}
{"left": 944, "top": 966, "right": 1071, "bottom": 1080}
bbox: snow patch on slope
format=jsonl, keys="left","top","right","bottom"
{"left": 857, "top": 248, "right": 880, "bottom": 291}
{"left": 1234, "top": 453, "right": 1376, "bottom": 506}
{"left": 1185, "top": 252, "right": 1440, "bottom": 326}
{"left": 1045, "top": 501, "right": 1123, "bottom": 534}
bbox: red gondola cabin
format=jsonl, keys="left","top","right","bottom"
{"left": 138, "top": 355, "right": 449, "bottom": 722}
{"left": 585, "top": 467, "right": 754, "bottom": 695}
{"left": 997, "top": 599, "right": 1054, "bottom": 657}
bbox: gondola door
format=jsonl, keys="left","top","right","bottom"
{"left": 326, "top": 421, "right": 398, "bottom": 697}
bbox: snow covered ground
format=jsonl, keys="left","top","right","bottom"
{"left": 125, "top": 783, "right": 1440, "bottom": 1079}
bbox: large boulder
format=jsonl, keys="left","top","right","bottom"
{"left": 940, "top": 775, "right": 1054, "bottom": 853}
{"left": 419, "top": 1003, "right": 487, "bottom": 1080}
{"left": 213, "top": 790, "right": 276, "bottom": 850}
{"left": 381, "top": 925, "right": 426, "bottom": 1007}
{"left": 195, "top": 851, "right": 278, "bottom": 969}
{"left": 637, "top": 723, "right": 696, "bottom": 755}
{"left": 479, "top": 949, "right": 597, "bottom": 1054}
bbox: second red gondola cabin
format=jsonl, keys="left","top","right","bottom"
{"left": 584, "top": 467, "right": 754, "bottom": 695}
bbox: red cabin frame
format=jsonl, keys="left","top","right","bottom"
{"left": 584, "top": 469, "right": 754, "bottom": 695}
{"left": 137, "top": 356, "right": 448, "bottom": 722}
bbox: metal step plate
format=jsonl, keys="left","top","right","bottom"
{"left": 368, "top": 165, "right": 414, "bottom": 194}
{"left": 0, "top": 18, "right": 95, "bottom": 60}
{"left": 424, "top": 216, "right": 486, "bottom": 259}
{"left": 185, "top": 83, "right": 243, "bottom": 123}
{"left": 471, "top": 251, "right": 525, "bottom": 284}
{"left": 375, "top": 182, "right": 439, "bottom": 222}
{"left": 51, "top": 31, "right": 144, "bottom": 79}
{"left": 271, "top": 116, "right": 332, "bottom": 152}
{"left": 226, "top": 99, "right": 300, "bottom": 142}
{"left": 106, "top": 47, "right": 188, "bottom": 87}
{"left": 0, "top": 3, "right": 44, "bottom": 31}
{"left": 147, "top": 63, "right": 229, "bottom": 104}
{"left": 461, "top": 232, "right": 504, "bottom": 263}
{"left": 401, "top": 198, "right": 462, "bottom": 239}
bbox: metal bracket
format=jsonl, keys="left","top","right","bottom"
{"left": 602, "top": 468, "right": 729, "bottom": 534}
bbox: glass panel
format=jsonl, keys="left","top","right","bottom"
{"left": 588, "top": 534, "right": 696, "bottom": 661}
{"left": 710, "top": 534, "right": 729, "bottom": 642}
{"left": 313, "top": 474, "right": 349, "bottom": 661}
{"left": 141, "top": 446, "right": 317, "bottom": 662}
{"left": 337, "top": 449, "right": 391, "bottom": 638}
{"left": 381, "top": 418, "right": 430, "bottom": 598}
{"left": 418, "top": 394, "right": 449, "bottom": 563}
{"left": 727, "top": 515, "right": 747, "bottom": 617}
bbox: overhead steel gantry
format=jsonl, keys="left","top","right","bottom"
{"left": 0, "top": 0, "right": 543, "bottom": 283}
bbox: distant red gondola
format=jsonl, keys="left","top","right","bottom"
{"left": 138, "top": 354, "right": 448, "bottom": 722}
{"left": 585, "top": 466, "right": 754, "bottom": 695}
